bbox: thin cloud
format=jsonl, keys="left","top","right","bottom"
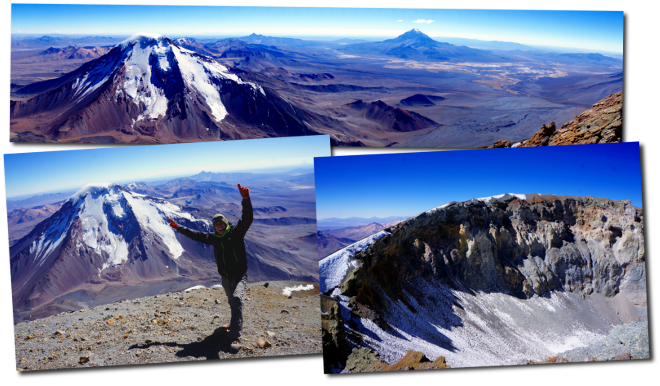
{"left": 397, "top": 20, "right": 403, "bottom": 22}
{"left": 412, "top": 19, "right": 435, "bottom": 24}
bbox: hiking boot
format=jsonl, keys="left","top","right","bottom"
{"left": 230, "top": 339, "right": 241, "bottom": 353}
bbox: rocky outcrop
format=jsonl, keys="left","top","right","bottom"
{"left": 520, "top": 122, "right": 557, "bottom": 147}
{"left": 486, "top": 91, "right": 622, "bottom": 148}
{"left": 344, "top": 348, "right": 450, "bottom": 372}
{"left": 342, "top": 194, "right": 644, "bottom": 304}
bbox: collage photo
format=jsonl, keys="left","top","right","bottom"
{"left": 1, "top": 1, "right": 656, "bottom": 386}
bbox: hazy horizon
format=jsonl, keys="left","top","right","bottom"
{"left": 9, "top": 32, "right": 624, "bottom": 57}
{"left": 5, "top": 163, "right": 315, "bottom": 201}
{"left": 11, "top": 5, "right": 624, "bottom": 54}
{"left": 4, "top": 136, "right": 328, "bottom": 199}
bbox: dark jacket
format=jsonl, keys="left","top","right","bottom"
{"left": 176, "top": 198, "right": 253, "bottom": 277}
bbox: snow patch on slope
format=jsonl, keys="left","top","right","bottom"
{"left": 171, "top": 45, "right": 264, "bottom": 121}
{"left": 122, "top": 192, "right": 196, "bottom": 259}
{"left": 282, "top": 284, "right": 314, "bottom": 296}
{"left": 342, "top": 276, "right": 610, "bottom": 368}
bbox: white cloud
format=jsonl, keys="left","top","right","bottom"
{"left": 412, "top": 19, "right": 435, "bottom": 24}
{"left": 397, "top": 20, "right": 403, "bottom": 22}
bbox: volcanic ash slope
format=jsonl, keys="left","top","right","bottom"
{"left": 319, "top": 193, "right": 646, "bottom": 371}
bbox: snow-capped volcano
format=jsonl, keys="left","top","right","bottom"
{"left": 11, "top": 33, "right": 327, "bottom": 143}
{"left": 10, "top": 182, "right": 214, "bottom": 318}
{"left": 56, "top": 33, "right": 261, "bottom": 123}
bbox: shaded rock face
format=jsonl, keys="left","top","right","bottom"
{"left": 344, "top": 195, "right": 644, "bottom": 308}
{"left": 321, "top": 295, "right": 349, "bottom": 373}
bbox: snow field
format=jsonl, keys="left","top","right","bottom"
{"left": 79, "top": 189, "right": 130, "bottom": 271}
{"left": 282, "top": 284, "right": 314, "bottom": 296}
{"left": 122, "top": 41, "right": 170, "bottom": 121}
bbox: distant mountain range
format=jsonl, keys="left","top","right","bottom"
{"left": 38, "top": 45, "right": 112, "bottom": 60}
{"left": 318, "top": 216, "right": 406, "bottom": 230}
{"left": 7, "top": 191, "right": 76, "bottom": 212}
{"left": 12, "top": 35, "right": 124, "bottom": 48}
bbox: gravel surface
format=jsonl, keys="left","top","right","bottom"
{"left": 555, "top": 322, "right": 649, "bottom": 362}
{"left": 14, "top": 281, "right": 321, "bottom": 371}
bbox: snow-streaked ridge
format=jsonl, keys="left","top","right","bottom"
{"left": 319, "top": 230, "right": 390, "bottom": 293}
{"left": 414, "top": 192, "right": 542, "bottom": 219}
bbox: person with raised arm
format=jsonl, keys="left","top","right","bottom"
{"left": 168, "top": 183, "right": 253, "bottom": 352}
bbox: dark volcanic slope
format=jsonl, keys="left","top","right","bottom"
{"left": 510, "top": 71, "right": 622, "bottom": 108}
{"left": 345, "top": 100, "right": 438, "bottom": 132}
{"left": 399, "top": 94, "right": 445, "bottom": 107}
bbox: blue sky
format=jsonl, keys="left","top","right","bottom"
{"left": 4, "top": 136, "right": 329, "bottom": 198}
{"left": 11, "top": 5, "right": 623, "bottom": 52}
{"left": 314, "top": 143, "right": 643, "bottom": 219}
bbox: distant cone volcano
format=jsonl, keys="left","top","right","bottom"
{"left": 10, "top": 33, "right": 328, "bottom": 143}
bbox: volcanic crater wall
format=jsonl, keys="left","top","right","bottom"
{"left": 343, "top": 195, "right": 645, "bottom": 310}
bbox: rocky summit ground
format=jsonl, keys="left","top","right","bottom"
{"left": 13, "top": 281, "right": 321, "bottom": 371}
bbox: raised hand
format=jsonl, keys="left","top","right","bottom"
{"left": 167, "top": 218, "right": 178, "bottom": 229}
{"left": 238, "top": 183, "right": 250, "bottom": 199}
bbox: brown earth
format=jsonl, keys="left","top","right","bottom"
{"left": 13, "top": 281, "right": 321, "bottom": 371}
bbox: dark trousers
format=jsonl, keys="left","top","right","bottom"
{"left": 221, "top": 273, "right": 247, "bottom": 339}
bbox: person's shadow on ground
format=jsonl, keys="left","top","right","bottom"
{"left": 129, "top": 327, "right": 234, "bottom": 360}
